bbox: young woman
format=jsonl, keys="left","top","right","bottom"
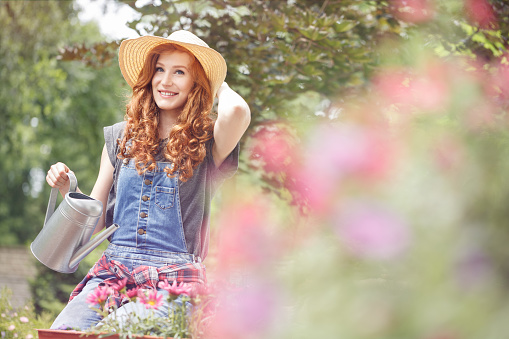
{"left": 47, "top": 30, "right": 250, "bottom": 330}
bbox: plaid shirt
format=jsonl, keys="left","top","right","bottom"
{"left": 69, "top": 254, "right": 205, "bottom": 308}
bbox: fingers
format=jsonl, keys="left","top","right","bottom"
{"left": 46, "top": 162, "right": 71, "bottom": 188}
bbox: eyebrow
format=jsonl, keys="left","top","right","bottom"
{"left": 156, "top": 62, "right": 190, "bottom": 70}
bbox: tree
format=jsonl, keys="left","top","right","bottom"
{"left": 0, "top": 0, "right": 126, "bottom": 315}
{"left": 0, "top": 1, "right": 126, "bottom": 246}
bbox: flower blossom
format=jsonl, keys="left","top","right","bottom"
{"left": 8, "top": 325, "right": 15, "bottom": 331}
{"left": 122, "top": 287, "right": 140, "bottom": 300}
{"left": 19, "top": 317, "right": 28, "bottom": 323}
{"left": 391, "top": 0, "right": 435, "bottom": 23}
{"left": 86, "top": 285, "right": 112, "bottom": 307}
{"left": 334, "top": 201, "right": 411, "bottom": 260}
{"left": 158, "top": 280, "right": 192, "bottom": 299}
{"left": 109, "top": 278, "right": 127, "bottom": 292}
{"left": 206, "top": 280, "right": 281, "bottom": 339}
{"left": 188, "top": 284, "right": 214, "bottom": 306}
{"left": 465, "top": 0, "right": 497, "bottom": 29}
{"left": 137, "top": 289, "right": 163, "bottom": 310}
{"left": 249, "top": 124, "right": 296, "bottom": 173}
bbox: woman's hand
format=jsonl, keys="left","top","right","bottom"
{"left": 46, "top": 162, "right": 74, "bottom": 197}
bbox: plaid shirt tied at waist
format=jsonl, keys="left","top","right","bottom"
{"left": 69, "top": 253, "right": 206, "bottom": 309}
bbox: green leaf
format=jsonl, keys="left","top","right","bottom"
{"left": 334, "top": 20, "right": 357, "bottom": 33}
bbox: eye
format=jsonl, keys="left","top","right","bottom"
{"left": 155, "top": 67, "right": 164, "bottom": 72}
{"left": 175, "top": 70, "right": 185, "bottom": 75}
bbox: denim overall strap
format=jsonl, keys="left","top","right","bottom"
{"left": 111, "top": 159, "right": 188, "bottom": 253}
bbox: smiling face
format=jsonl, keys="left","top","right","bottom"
{"left": 151, "top": 50, "right": 195, "bottom": 117}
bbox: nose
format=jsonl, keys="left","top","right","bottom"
{"left": 161, "top": 72, "right": 173, "bottom": 86}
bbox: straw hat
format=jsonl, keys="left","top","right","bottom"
{"left": 119, "top": 30, "right": 227, "bottom": 98}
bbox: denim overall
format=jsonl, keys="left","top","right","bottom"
{"left": 51, "top": 159, "right": 202, "bottom": 330}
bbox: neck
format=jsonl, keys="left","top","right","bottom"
{"left": 158, "top": 110, "right": 179, "bottom": 138}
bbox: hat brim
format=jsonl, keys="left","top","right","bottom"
{"left": 119, "top": 35, "right": 227, "bottom": 98}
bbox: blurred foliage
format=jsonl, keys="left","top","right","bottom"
{"left": 1, "top": 0, "right": 509, "bottom": 330}
{"left": 0, "top": 1, "right": 125, "bottom": 246}
{"left": 0, "top": 287, "right": 53, "bottom": 338}
{"left": 0, "top": 0, "right": 125, "bottom": 316}
{"left": 205, "top": 15, "right": 509, "bottom": 339}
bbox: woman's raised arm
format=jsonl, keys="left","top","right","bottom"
{"left": 212, "top": 82, "right": 251, "bottom": 167}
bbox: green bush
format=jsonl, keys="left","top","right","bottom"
{"left": 0, "top": 287, "right": 53, "bottom": 339}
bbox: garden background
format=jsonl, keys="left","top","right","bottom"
{"left": 1, "top": 0, "right": 509, "bottom": 338}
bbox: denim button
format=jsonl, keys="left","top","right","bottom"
{"left": 142, "top": 195, "right": 149, "bottom": 202}
{"left": 137, "top": 229, "right": 146, "bottom": 235}
{"left": 140, "top": 212, "right": 147, "bottom": 218}
{"left": 144, "top": 179, "right": 152, "bottom": 185}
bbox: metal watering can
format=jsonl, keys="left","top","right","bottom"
{"left": 31, "top": 172, "right": 118, "bottom": 273}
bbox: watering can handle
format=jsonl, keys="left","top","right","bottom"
{"left": 43, "top": 172, "right": 78, "bottom": 227}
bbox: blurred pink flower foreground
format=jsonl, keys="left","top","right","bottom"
{"left": 138, "top": 289, "right": 163, "bottom": 310}
{"left": 335, "top": 201, "right": 411, "bottom": 260}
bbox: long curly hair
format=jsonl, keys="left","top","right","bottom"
{"left": 118, "top": 44, "right": 215, "bottom": 182}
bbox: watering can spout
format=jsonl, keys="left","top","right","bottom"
{"left": 68, "top": 224, "right": 119, "bottom": 269}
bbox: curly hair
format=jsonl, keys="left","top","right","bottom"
{"left": 118, "top": 44, "right": 215, "bottom": 182}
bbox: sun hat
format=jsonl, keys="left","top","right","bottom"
{"left": 119, "top": 30, "right": 227, "bottom": 98}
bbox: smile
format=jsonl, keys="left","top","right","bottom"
{"left": 159, "top": 91, "right": 177, "bottom": 97}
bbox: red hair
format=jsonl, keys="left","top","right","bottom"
{"left": 118, "top": 44, "right": 214, "bottom": 181}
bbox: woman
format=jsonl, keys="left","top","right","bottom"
{"left": 47, "top": 30, "right": 250, "bottom": 330}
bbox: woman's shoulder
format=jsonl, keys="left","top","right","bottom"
{"left": 104, "top": 121, "right": 127, "bottom": 165}
{"left": 108, "top": 121, "right": 126, "bottom": 135}
{"left": 104, "top": 121, "right": 126, "bottom": 141}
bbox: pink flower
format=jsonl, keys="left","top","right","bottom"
{"left": 295, "top": 124, "right": 396, "bottom": 212}
{"left": 249, "top": 124, "right": 297, "bottom": 173}
{"left": 334, "top": 201, "right": 411, "bottom": 260}
{"left": 137, "top": 289, "right": 163, "bottom": 309}
{"left": 85, "top": 285, "right": 112, "bottom": 306}
{"left": 26, "top": 335, "right": 34, "bottom": 339}
{"left": 391, "top": 0, "right": 435, "bottom": 23}
{"left": 19, "top": 317, "right": 28, "bottom": 323}
{"left": 122, "top": 287, "right": 140, "bottom": 300}
{"left": 206, "top": 280, "right": 281, "bottom": 339}
{"left": 158, "top": 280, "right": 192, "bottom": 299}
{"left": 373, "top": 64, "right": 449, "bottom": 113}
{"left": 465, "top": 0, "right": 497, "bottom": 29}
{"left": 188, "top": 284, "right": 214, "bottom": 305}
{"left": 109, "top": 278, "right": 127, "bottom": 292}
{"left": 188, "top": 283, "right": 211, "bottom": 299}
{"left": 214, "top": 198, "right": 280, "bottom": 276}
{"left": 8, "top": 324, "right": 15, "bottom": 331}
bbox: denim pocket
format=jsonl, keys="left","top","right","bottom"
{"left": 155, "top": 186, "right": 175, "bottom": 209}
